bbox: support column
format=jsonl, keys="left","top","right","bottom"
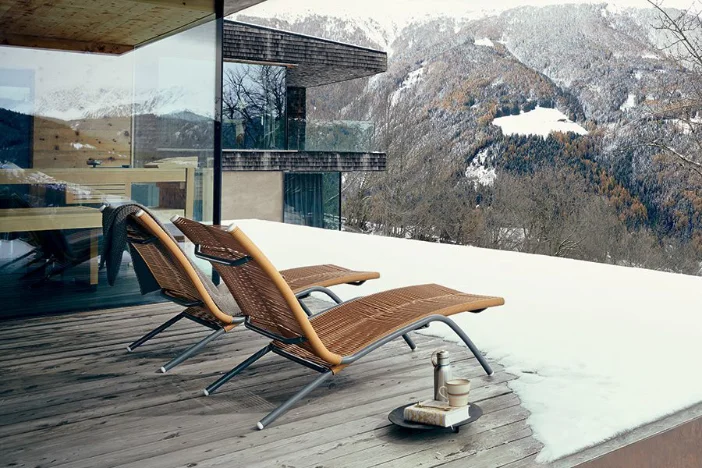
{"left": 286, "top": 86, "right": 306, "bottom": 150}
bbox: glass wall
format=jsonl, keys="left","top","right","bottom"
{"left": 0, "top": 18, "right": 217, "bottom": 318}
{"left": 292, "top": 120, "right": 376, "bottom": 153}
{"left": 284, "top": 173, "right": 341, "bottom": 230}
{"left": 222, "top": 62, "right": 286, "bottom": 150}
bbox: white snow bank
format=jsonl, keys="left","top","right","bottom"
{"left": 475, "top": 37, "right": 495, "bottom": 47}
{"left": 222, "top": 220, "right": 702, "bottom": 462}
{"left": 620, "top": 93, "right": 636, "bottom": 111}
{"left": 465, "top": 165, "right": 496, "bottom": 187}
{"left": 391, "top": 66, "right": 424, "bottom": 105}
{"left": 492, "top": 106, "right": 588, "bottom": 137}
{"left": 465, "top": 148, "right": 496, "bottom": 187}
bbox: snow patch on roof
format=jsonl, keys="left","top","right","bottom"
{"left": 492, "top": 106, "right": 588, "bottom": 137}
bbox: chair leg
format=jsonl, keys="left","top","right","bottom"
{"left": 443, "top": 318, "right": 493, "bottom": 376}
{"left": 160, "top": 328, "right": 226, "bottom": 373}
{"left": 257, "top": 370, "right": 333, "bottom": 430}
{"left": 203, "top": 345, "right": 271, "bottom": 396}
{"left": 127, "top": 313, "right": 185, "bottom": 352}
{"left": 401, "top": 334, "right": 416, "bottom": 351}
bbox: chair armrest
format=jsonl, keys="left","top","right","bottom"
{"left": 194, "top": 244, "right": 251, "bottom": 267}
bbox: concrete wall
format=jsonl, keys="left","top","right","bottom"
{"left": 221, "top": 171, "right": 283, "bottom": 222}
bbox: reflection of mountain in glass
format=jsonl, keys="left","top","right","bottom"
{"left": 222, "top": 63, "right": 286, "bottom": 150}
{"left": 134, "top": 111, "right": 214, "bottom": 168}
{"left": 0, "top": 104, "right": 214, "bottom": 169}
{"left": 25, "top": 86, "right": 199, "bottom": 121}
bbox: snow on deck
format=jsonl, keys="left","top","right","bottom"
{"left": 230, "top": 220, "right": 702, "bottom": 462}
{"left": 492, "top": 106, "right": 588, "bottom": 138}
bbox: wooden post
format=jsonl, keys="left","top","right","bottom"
{"left": 185, "top": 167, "right": 195, "bottom": 219}
{"left": 90, "top": 227, "right": 99, "bottom": 288}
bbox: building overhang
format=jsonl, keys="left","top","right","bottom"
{"left": 223, "top": 150, "right": 387, "bottom": 172}
{"left": 223, "top": 21, "right": 387, "bottom": 87}
{"left": 0, "top": 0, "right": 266, "bottom": 55}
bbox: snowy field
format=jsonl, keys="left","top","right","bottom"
{"left": 492, "top": 106, "right": 588, "bottom": 138}
{"left": 220, "top": 220, "right": 702, "bottom": 463}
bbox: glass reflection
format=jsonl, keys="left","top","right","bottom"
{"left": 0, "top": 19, "right": 216, "bottom": 318}
{"left": 284, "top": 172, "right": 341, "bottom": 230}
{"left": 222, "top": 62, "right": 286, "bottom": 150}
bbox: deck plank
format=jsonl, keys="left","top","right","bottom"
{"left": 0, "top": 302, "right": 545, "bottom": 467}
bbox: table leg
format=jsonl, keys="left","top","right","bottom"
{"left": 90, "top": 228, "right": 98, "bottom": 287}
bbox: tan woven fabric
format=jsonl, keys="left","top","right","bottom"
{"left": 126, "top": 215, "right": 239, "bottom": 324}
{"left": 273, "top": 284, "right": 504, "bottom": 369}
{"left": 131, "top": 215, "right": 381, "bottom": 333}
{"left": 282, "top": 264, "right": 379, "bottom": 292}
{"left": 173, "top": 218, "right": 309, "bottom": 341}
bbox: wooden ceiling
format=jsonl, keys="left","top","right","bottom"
{"left": 0, "top": 0, "right": 266, "bottom": 54}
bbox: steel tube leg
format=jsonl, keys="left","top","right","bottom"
{"left": 444, "top": 319, "right": 493, "bottom": 376}
{"left": 317, "top": 288, "right": 342, "bottom": 304}
{"left": 160, "top": 328, "right": 226, "bottom": 373}
{"left": 296, "top": 286, "right": 343, "bottom": 304}
{"left": 257, "top": 370, "right": 333, "bottom": 430}
{"left": 204, "top": 345, "right": 271, "bottom": 396}
{"left": 127, "top": 313, "right": 185, "bottom": 352}
{"left": 401, "top": 334, "right": 416, "bottom": 351}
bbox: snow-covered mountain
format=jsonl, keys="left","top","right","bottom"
{"left": 236, "top": 1, "right": 702, "bottom": 273}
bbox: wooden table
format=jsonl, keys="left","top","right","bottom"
{"left": 0, "top": 206, "right": 101, "bottom": 285}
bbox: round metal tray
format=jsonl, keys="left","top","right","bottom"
{"left": 388, "top": 402, "right": 483, "bottom": 433}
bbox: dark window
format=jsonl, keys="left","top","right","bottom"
{"left": 284, "top": 172, "right": 341, "bottom": 230}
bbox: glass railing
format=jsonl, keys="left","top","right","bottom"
{"left": 287, "top": 119, "right": 377, "bottom": 153}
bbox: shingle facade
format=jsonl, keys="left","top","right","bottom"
{"left": 222, "top": 150, "right": 386, "bottom": 172}
{"left": 223, "top": 21, "right": 387, "bottom": 87}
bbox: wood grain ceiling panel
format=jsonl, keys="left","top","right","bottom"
{"left": 0, "top": 0, "right": 266, "bottom": 54}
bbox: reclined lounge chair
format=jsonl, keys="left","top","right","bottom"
{"left": 172, "top": 217, "right": 505, "bottom": 430}
{"left": 123, "top": 209, "right": 386, "bottom": 373}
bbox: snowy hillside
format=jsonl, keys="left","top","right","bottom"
{"left": 492, "top": 107, "right": 588, "bottom": 137}
{"left": 231, "top": 219, "right": 702, "bottom": 462}
{"left": 238, "top": 0, "right": 696, "bottom": 53}
{"left": 238, "top": 1, "right": 702, "bottom": 275}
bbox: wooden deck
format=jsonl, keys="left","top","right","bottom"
{"left": 0, "top": 301, "right": 543, "bottom": 467}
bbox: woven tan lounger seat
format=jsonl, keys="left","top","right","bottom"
{"left": 273, "top": 284, "right": 504, "bottom": 372}
{"left": 121, "top": 207, "right": 380, "bottom": 373}
{"left": 172, "top": 217, "right": 505, "bottom": 430}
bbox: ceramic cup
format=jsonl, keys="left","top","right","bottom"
{"left": 445, "top": 378, "right": 471, "bottom": 407}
